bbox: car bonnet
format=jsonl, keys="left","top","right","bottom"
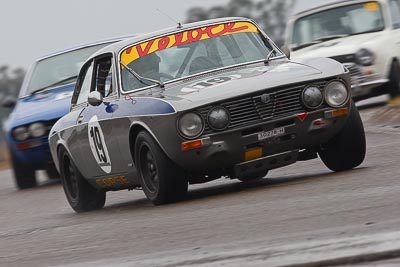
{"left": 152, "top": 59, "right": 340, "bottom": 111}
{"left": 11, "top": 85, "right": 74, "bottom": 126}
{"left": 291, "top": 31, "right": 384, "bottom": 58}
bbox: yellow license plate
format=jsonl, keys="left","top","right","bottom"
{"left": 245, "top": 147, "right": 263, "bottom": 161}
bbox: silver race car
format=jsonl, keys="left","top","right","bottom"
{"left": 49, "top": 17, "right": 366, "bottom": 212}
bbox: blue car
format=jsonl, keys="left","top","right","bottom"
{"left": 3, "top": 36, "right": 135, "bottom": 189}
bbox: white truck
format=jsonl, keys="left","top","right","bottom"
{"left": 285, "top": 0, "right": 400, "bottom": 100}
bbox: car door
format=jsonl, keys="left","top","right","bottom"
{"left": 72, "top": 54, "right": 123, "bottom": 179}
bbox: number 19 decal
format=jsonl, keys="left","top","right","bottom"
{"left": 88, "top": 116, "right": 111, "bottom": 173}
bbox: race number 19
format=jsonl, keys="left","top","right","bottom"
{"left": 88, "top": 116, "right": 111, "bottom": 173}
{"left": 90, "top": 126, "right": 108, "bottom": 163}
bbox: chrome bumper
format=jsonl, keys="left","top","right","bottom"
{"left": 343, "top": 63, "right": 389, "bottom": 96}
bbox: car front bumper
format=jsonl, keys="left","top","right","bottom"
{"left": 9, "top": 135, "right": 53, "bottom": 168}
{"left": 343, "top": 63, "right": 389, "bottom": 97}
{"left": 173, "top": 106, "right": 350, "bottom": 176}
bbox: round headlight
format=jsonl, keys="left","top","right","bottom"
{"left": 177, "top": 112, "right": 204, "bottom": 139}
{"left": 207, "top": 106, "right": 230, "bottom": 130}
{"left": 29, "top": 123, "right": 47, "bottom": 138}
{"left": 325, "top": 81, "right": 349, "bottom": 107}
{"left": 356, "top": 48, "right": 375, "bottom": 66}
{"left": 301, "top": 86, "right": 323, "bottom": 109}
{"left": 13, "top": 127, "right": 30, "bottom": 141}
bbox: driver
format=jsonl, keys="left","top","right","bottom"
{"left": 122, "top": 52, "right": 162, "bottom": 90}
{"left": 132, "top": 52, "right": 161, "bottom": 80}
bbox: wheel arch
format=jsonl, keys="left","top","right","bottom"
{"left": 55, "top": 141, "right": 72, "bottom": 173}
{"left": 128, "top": 122, "right": 169, "bottom": 165}
{"left": 386, "top": 57, "right": 400, "bottom": 77}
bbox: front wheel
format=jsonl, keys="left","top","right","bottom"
{"left": 58, "top": 148, "right": 106, "bottom": 212}
{"left": 318, "top": 101, "right": 366, "bottom": 172}
{"left": 10, "top": 152, "right": 36, "bottom": 189}
{"left": 389, "top": 60, "right": 400, "bottom": 98}
{"left": 135, "top": 131, "right": 188, "bottom": 205}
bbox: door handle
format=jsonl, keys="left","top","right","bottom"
{"left": 77, "top": 115, "right": 84, "bottom": 124}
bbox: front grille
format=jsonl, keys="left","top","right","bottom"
{"left": 343, "top": 63, "right": 365, "bottom": 85}
{"left": 198, "top": 81, "right": 327, "bottom": 135}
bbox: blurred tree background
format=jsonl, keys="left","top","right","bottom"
{"left": 185, "top": 0, "right": 294, "bottom": 46}
{"left": 0, "top": 65, "right": 24, "bottom": 160}
{"left": 0, "top": 65, "right": 24, "bottom": 119}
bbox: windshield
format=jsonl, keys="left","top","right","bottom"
{"left": 120, "top": 21, "right": 281, "bottom": 91}
{"left": 23, "top": 43, "right": 112, "bottom": 96}
{"left": 291, "top": 2, "right": 385, "bottom": 48}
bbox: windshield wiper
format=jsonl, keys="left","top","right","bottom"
{"left": 313, "top": 34, "right": 349, "bottom": 42}
{"left": 292, "top": 40, "right": 322, "bottom": 51}
{"left": 292, "top": 34, "right": 348, "bottom": 51}
{"left": 264, "top": 50, "right": 275, "bottom": 64}
{"left": 349, "top": 28, "right": 383, "bottom": 36}
{"left": 120, "top": 62, "right": 164, "bottom": 89}
{"left": 30, "top": 75, "right": 78, "bottom": 95}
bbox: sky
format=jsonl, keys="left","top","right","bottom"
{"left": 0, "top": 0, "right": 320, "bottom": 70}
{"left": 0, "top": 0, "right": 229, "bottom": 69}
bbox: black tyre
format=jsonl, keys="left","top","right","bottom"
{"left": 10, "top": 152, "right": 36, "bottom": 189}
{"left": 58, "top": 148, "right": 106, "bottom": 212}
{"left": 135, "top": 131, "right": 188, "bottom": 205}
{"left": 318, "top": 101, "right": 366, "bottom": 172}
{"left": 46, "top": 165, "right": 59, "bottom": 180}
{"left": 238, "top": 171, "right": 268, "bottom": 182}
{"left": 389, "top": 60, "right": 400, "bottom": 98}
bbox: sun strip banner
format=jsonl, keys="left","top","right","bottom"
{"left": 120, "top": 21, "right": 259, "bottom": 66}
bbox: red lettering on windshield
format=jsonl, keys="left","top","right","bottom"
{"left": 224, "top": 23, "right": 248, "bottom": 33}
{"left": 122, "top": 22, "right": 255, "bottom": 64}
{"left": 174, "top": 32, "right": 188, "bottom": 46}
{"left": 125, "top": 48, "right": 133, "bottom": 55}
{"left": 158, "top": 37, "right": 170, "bottom": 50}
{"left": 136, "top": 40, "right": 155, "bottom": 57}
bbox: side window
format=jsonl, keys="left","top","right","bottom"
{"left": 76, "top": 61, "right": 94, "bottom": 105}
{"left": 390, "top": 0, "right": 400, "bottom": 29}
{"left": 95, "top": 56, "right": 114, "bottom": 97}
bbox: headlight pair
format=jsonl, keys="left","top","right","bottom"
{"left": 12, "top": 122, "right": 47, "bottom": 141}
{"left": 302, "top": 81, "right": 349, "bottom": 109}
{"left": 178, "top": 107, "right": 230, "bottom": 139}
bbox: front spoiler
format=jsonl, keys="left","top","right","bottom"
{"left": 234, "top": 150, "right": 298, "bottom": 177}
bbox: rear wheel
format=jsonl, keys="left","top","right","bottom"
{"left": 238, "top": 171, "right": 268, "bottom": 182}
{"left": 10, "top": 152, "right": 36, "bottom": 189}
{"left": 318, "top": 101, "right": 366, "bottom": 172}
{"left": 59, "top": 148, "right": 105, "bottom": 212}
{"left": 135, "top": 131, "right": 188, "bottom": 205}
{"left": 389, "top": 60, "right": 400, "bottom": 98}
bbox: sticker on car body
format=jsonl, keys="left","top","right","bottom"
{"left": 180, "top": 67, "right": 271, "bottom": 93}
{"left": 88, "top": 115, "right": 111, "bottom": 173}
{"left": 96, "top": 176, "right": 128, "bottom": 188}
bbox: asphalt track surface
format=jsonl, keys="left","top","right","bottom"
{"left": 0, "top": 106, "right": 399, "bottom": 267}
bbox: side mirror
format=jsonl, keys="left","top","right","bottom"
{"left": 88, "top": 91, "right": 103, "bottom": 106}
{"left": 281, "top": 45, "right": 291, "bottom": 59}
{"left": 1, "top": 96, "right": 16, "bottom": 108}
